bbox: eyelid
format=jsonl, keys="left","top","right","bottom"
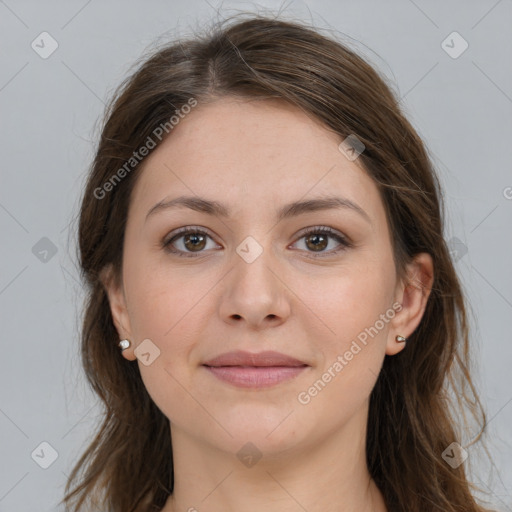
{"left": 290, "top": 225, "right": 353, "bottom": 256}
{"left": 294, "top": 225, "right": 351, "bottom": 244}
{"left": 162, "top": 225, "right": 352, "bottom": 257}
{"left": 162, "top": 226, "right": 219, "bottom": 255}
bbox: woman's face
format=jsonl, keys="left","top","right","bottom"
{"left": 104, "top": 96, "right": 428, "bottom": 457}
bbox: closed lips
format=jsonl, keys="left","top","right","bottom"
{"left": 202, "top": 350, "right": 308, "bottom": 367}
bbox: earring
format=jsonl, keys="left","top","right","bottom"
{"left": 119, "top": 339, "right": 131, "bottom": 351}
{"left": 395, "top": 335, "right": 407, "bottom": 343}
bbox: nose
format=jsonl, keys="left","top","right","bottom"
{"left": 218, "top": 246, "right": 291, "bottom": 330}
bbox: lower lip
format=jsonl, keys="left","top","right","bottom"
{"left": 203, "top": 365, "right": 308, "bottom": 388}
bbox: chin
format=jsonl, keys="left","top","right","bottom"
{"left": 205, "top": 406, "right": 312, "bottom": 453}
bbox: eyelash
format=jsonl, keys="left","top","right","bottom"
{"left": 162, "top": 226, "right": 352, "bottom": 258}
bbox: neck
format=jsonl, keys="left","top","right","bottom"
{"left": 162, "top": 404, "right": 387, "bottom": 512}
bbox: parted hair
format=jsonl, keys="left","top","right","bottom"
{"left": 63, "top": 13, "right": 492, "bottom": 512}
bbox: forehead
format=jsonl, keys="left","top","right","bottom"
{"left": 130, "top": 97, "right": 386, "bottom": 227}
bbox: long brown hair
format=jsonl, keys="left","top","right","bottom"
{"left": 63, "top": 13, "right": 493, "bottom": 512}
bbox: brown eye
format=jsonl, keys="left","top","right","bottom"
{"left": 292, "top": 226, "right": 352, "bottom": 257}
{"left": 305, "top": 233, "right": 328, "bottom": 252}
{"left": 164, "top": 226, "right": 351, "bottom": 259}
{"left": 163, "top": 228, "right": 218, "bottom": 257}
{"left": 183, "top": 233, "right": 207, "bottom": 252}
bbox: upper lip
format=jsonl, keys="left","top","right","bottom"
{"left": 203, "top": 350, "right": 308, "bottom": 367}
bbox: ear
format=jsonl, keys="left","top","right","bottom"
{"left": 100, "top": 264, "right": 137, "bottom": 361}
{"left": 386, "top": 252, "right": 434, "bottom": 356}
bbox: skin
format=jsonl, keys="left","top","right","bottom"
{"left": 102, "top": 96, "right": 434, "bottom": 512}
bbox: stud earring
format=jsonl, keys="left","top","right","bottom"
{"left": 395, "top": 335, "right": 407, "bottom": 343}
{"left": 119, "top": 339, "right": 131, "bottom": 351}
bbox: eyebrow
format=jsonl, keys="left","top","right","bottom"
{"left": 145, "top": 195, "right": 372, "bottom": 225}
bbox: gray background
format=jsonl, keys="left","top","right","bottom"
{"left": 1, "top": 0, "right": 511, "bottom": 510}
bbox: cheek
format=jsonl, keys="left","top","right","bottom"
{"left": 300, "top": 257, "right": 395, "bottom": 404}
{"left": 294, "top": 271, "right": 394, "bottom": 421}
{"left": 123, "top": 249, "right": 211, "bottom": 340}
{"left": 123, "top": 262, "right": 210, "bottom": 422}
{"left": 303, "top": 257, "right": 395, "bottom": 342}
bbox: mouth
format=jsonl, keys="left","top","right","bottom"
{"left": 202, "top": 350, "right": 309, "bottom": 388}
